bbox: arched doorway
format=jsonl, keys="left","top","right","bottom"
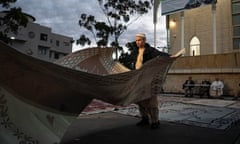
{"left": 190, "top": 36, "right": 200, "bottom": 56}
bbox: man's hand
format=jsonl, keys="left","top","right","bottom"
{"left": 170, "top": 48, "right": 186, "bottom": 58}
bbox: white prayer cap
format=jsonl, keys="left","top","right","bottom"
{"left": 136, "top": 33, "right": 146, "bottom": 38}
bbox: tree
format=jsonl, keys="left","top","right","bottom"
{"left": 0, "top": 0, "right": 28, "bottom": 43}
{"left": 77, "top": 0, "right": 153, "bottom": 59}
{"left": 118, "top": 41, "right": 136, "bottom": 69}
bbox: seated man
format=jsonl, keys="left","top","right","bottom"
{"left": 182, "top": 76, "right": 195, "bottom": 97}
{"left": 210, "top": 78, "right": 224, "bottom": 98}
{"left": 200, "top": 79, "right": 211, "bottom": 98}
{"left": 233, "top": 83, "right": 240, "bottom": 100}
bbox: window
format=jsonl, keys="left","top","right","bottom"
{"left": 232, "top": 0, "right": 240, "bottom": 14}
{"left": 232, "top": 0, "right": 240, "bottom": 50}
{"left": 233, "top": 38, "right": 240, "bottom": 49}
{"left": 56, "top": 40, "right": 60, "bottom": 47}
{"left": 28, "top": 31, "right": 35, "bottom": 39}
{"left": 49, "top": 51, "right": 53, "bottom": 58}
{"left": 190, "top": 36, "right": 200, "bottom": 56}
{"left": 38, "top": 45, "right": 49, "bottom": 55}
{"left": 40, "top": 33, "right": 48, "bottom": 41}
{"left": 232, "top": 15, "right": 240, "bottom": 25}
{"left": 233, "top": 26, "right": 240, "bottom": 36}
{"left": 64, "top": 41, "right": 70, "bottom": 46}
{"left": 54, "top": 53, "right": 59, "bottom": 59}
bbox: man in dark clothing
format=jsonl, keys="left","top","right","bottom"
{"left": 200, "top": 79, "right": 211, "bottom": 98}
{"left": 128, "top": 42, "right": 170, "bottom": 70}
{"left": 128, "top": 33, "right": 170, "bottom": 129}
{"left": 183, "top": 76, "right": 195, "bottom": 97}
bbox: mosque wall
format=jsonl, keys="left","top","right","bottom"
{"left": 163, "top": 52, "right": 240, "bottom": 96}
{"left": 168, "top": 0, "right": 233, "bottom": 56}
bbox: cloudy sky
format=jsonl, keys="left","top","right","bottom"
{"left": 10, "top": 0, "right": 167, "bottom": 52}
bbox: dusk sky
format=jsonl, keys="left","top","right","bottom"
{"left": 10, "top": 0, "right": 167, "bottom": 52}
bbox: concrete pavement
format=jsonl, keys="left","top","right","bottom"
{"left": 60, "top": 95, "right": 240, "bottom": 144}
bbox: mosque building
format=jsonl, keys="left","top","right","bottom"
{"left": 161, "top": 0, "right": 240, "bottom": 96}
{"left": 162, "top": 0, "right": 239, "bottom": 56}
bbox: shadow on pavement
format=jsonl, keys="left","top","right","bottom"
{"left": 61, "top": 112, "right": 240, "bottom": 144}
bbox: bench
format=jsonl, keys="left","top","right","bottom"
{"left": 183, "top": 83, "right": 211, "bottom": 97}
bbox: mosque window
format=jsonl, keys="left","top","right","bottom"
{"left": 190, "top": 36, "right": 200, "bottom": 56}
{"left": 232, "top": 0, "right": 240, "bottom": 50}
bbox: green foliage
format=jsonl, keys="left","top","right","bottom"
{"left": 0, "top": 0, "right": 28, "bottom": 43}
{"left": 78, "top": 0, "right": 153, "bottom": 49}
{"left": 0, "top": 0, "right": 17, "bottom": 8}
{"left": 118, "top": 41, "right": 136, "bottom": 69}
{"left": 76, "top": 34, "right": 91, "bottom": 46}
{"left": 1, "top": 8, "right": 28, "bottom": 34}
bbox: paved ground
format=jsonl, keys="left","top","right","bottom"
{"left": 60, "top": 95, "right": 240, "bottom": 144}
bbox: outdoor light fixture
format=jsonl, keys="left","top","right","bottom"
{"left": 170, "top": 19, "right": 176, "bottom": 28}
{"left": 10, "top": 36, "right": 15, "bottom": 40}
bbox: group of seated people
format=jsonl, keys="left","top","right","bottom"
{"left": 182, "top": 77, "right": 224, "bottom": 98}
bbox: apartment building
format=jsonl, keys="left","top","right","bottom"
{"left": 1, "top": 11, "right": 73, "bottom": 62}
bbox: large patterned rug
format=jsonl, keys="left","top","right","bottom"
{"left": 82, "top": 97, "right": 240, "bottom": 130}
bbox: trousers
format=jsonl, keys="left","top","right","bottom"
{"left": 137, "top": 95, "right": 159, "bottom": 123}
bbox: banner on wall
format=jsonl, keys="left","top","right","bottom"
{"left": 161, "top": 0, "right": 217, "bottom": 15}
